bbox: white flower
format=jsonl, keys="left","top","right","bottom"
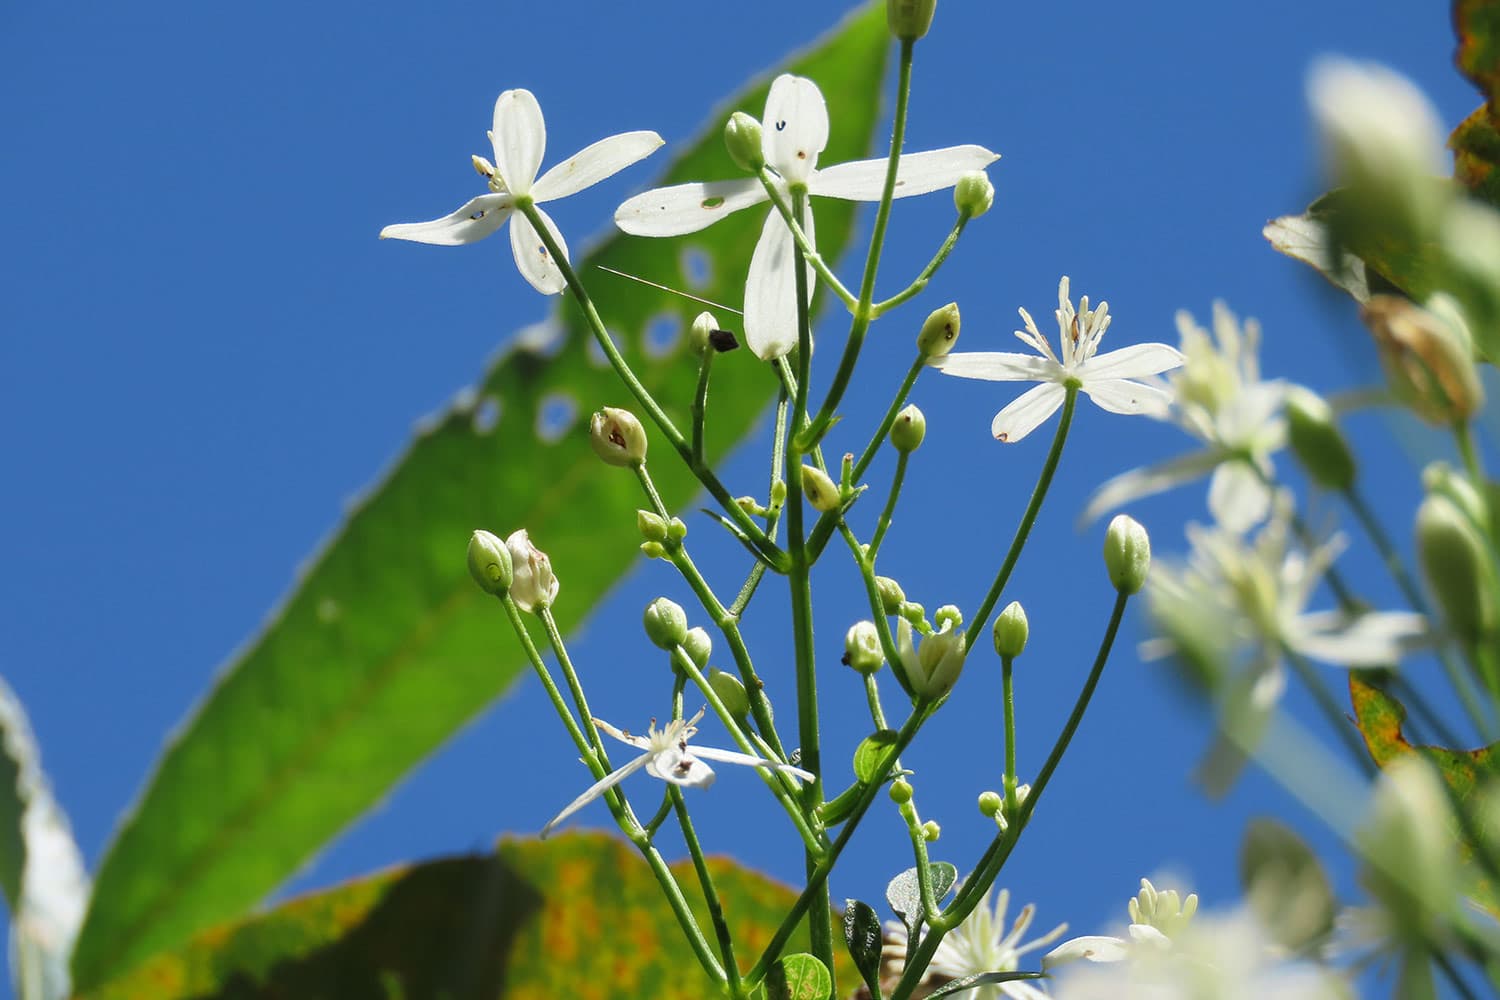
{"left": 882, "top": 887, "right": 1066, "bottom": 1000}
{"left": 540, "top": 708, "right": 813, "bottom": 837}
{"left": 505, "top": 528, "right": 558, "bottom": 613}
{"left": 382, "top": 89, "right": 663, "bottom": 294}
{"left": 1045, "top": 879, "right": 1199, "bottom": 971}
{"left": 1308, "top": 58, "right": 1445, "bottom": 189}
{"left": 895, "top": 617, "right": 967, "bottom": 697}
{"left": 930, "top": 277, "right": 1183, "bottom": 443}
{"left": 615, "top": 74, "right": 997, "bottom": 360}
{"left": 1084, "top": 303, "right": 1289, "bottom": 532}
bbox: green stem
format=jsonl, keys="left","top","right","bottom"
{"left": 870, "top": 451, "right": 909, "bottom": 556}
{"left": 539, "top": 608, "right": 611, "bottom": 763}
{"left": 1281, "top": 646, "right": 1375, "bottom": 779}
{"left": 755, "top": 171, "right": 856, "bottom": 309}
{"left": 671, "top": 786, "right": 742, "bottom": 993}
{"left": 899, "top": 797, "right": 942, "bottom": 925}
{"left": 691, "top": 350, "right": 715, "bottom": 463}
{"left": 1002, "top": 656, "right": 1018, "bottom": 818}
{"left": 1456, "top": 421, "right": 1485, "bottom": 485}
{"left": 871, "top": 214, "right": 969, "bottom": 316}
{"left": 865, "top": 673, "right": 890, "bottom": 730}
{"left": 730, "top": 380, "right": 792, "bottom": 616}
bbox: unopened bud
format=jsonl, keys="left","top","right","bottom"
{"left": 640, "top": 541, "right": 667, "bottom": 560}
{"left": 844, "top": 621, "right": 885, "bottom": 674}
{"left": 993, "top": 601, "right": 1029, "bottom": 659}
{"left": 886, "top": 0, "right": 937, "bottom": 41}
{"left": 467, "top": 529, "right": 513, "bottom": 596}
{"left": 638, "top": 510, "right": 669, "bottom": 543}
{"left": 876, "top": 576, "right": 906, "bottom": 615}
{"left": 921, "top": 820, "right": 941, "bottom": 842}
{"left": 724, "top": 111, "right": 764, "bottom": 172}
{"left": 770, "top": 480, "right": 788, "bottom": 508}
{"left": 1417, "top": 492, "right": 1498, "bottom": 642}
{"left": 896, "top": 617, "right": 967, "bottom": 698}
{"left": 934, "top": 605, "right": 963, "bottom": 630}
{"left": 643, "top": 597, "right": 689, "bottom": 650}
{"left": 682, "top": 627, "right": 713, "bottom": 669}
{"left": 506, "top": 529, "right": 559, "bottom": 612}
{"left": 917, "top": 302, "right": 961, "bottom": 358}
{"left": 801, "top": 464, "right": 842, "bottom": 512}
{"left": 1284, "top": 388, "right": 1357, "bottom": 491}
{"left": 1362, "top": 294, "right": 1484, "bottom": 424}
{"left": 954, "top": 171, "right": 994, "bottom": 218}
{"left": 977, "top": 790, "right": 1003, "bottom": 817}
{"left": 667, "top": 517, "right": 688, "bottom": 542}
{"left": 1104, "top": 515, "right": 1151, "bottom": 595}
{"left": 889, "top": 778, "right": 913, "bottom": 804}
{"left": 891, "top": 404, "right": 926, "bottom": 453}
{"left": 589, "top": 407, "right": 648, "bottom": 467}
{"left": 690, "top": 311, "right": 718, "bottom": 354}
{"left": 708, "top": 667, "right": 750, "bottom": 720}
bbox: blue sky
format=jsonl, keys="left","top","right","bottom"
{"left": 0, "top": 0, "right": 1482, "bottom": 992}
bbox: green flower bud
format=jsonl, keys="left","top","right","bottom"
{"left": 1362, "top": 294, "right": 1484, "bottom": 425}
{"left": 921, "top": 820, "right": 941, "bottom": 842}
{"left": 643, "top": 597, "right": 689, "bottom": 650}
{"left": 934, "top": 605, "right": 963, "bottom": 630}
{"left": 886, "top": 0, "right": 936, "bottom": 41}
{"left": 896, "top": 617, "right": 967, "bottom": 698}
{"left": 1284, "top": 388, "right": 1357, "bottom": 491}
{"left": 640, "top": 541, "right": 667, "bottom": 560}
{"left": 724, "top": 111, "right": 764, "bottom": 172}
{"left": 466, "top": 529, "right": 513, "bottom": 596}
{"left": 889, "top": 778, "right": 914, "bottom": 804}
{"left": 589, "top": 406, "right": 648, "bottom": 467}
{"left": 667, "top": 517, "right": 688, "bottom": 542}
{"left": 890, "top": 404, "right": 926, "bottom": 453}
{"left": 1104, "top": 515, "right": 1151, "bottom": 595}
{"left": 1422, "top": 462, "right": 1489, "bottom": 528}
{"left": 690, "top": 311, "right": 719, "bottom": 355}
{"left": 993, "top": 601, "right": 1029, "bottom": 659}
{"left": 505, "top": 529, "right": 558, "bottom": 613}
{"left": 638, "top": 509, "right": 669, "bottom": 543}
{"left": 801, "top": 464, "right": 842, "bottom": 512}
{"left": 876, "top": 576, "right": 906, "bottom": 615}
{"left": 953, "top": 170, "right": 994, "bottom": 218}
{"left": 977, "top": 790, "right": 1003, "bottom": 817}
{"left": 844, "top": 621, "right": 885, "bottom": 674}
{"left": 1417, "top": 492, "right": 1498, "bottom": 642}
{"left": 916, "top": 302, "right": 961, "bottom": 358}
{"left": 770, "top": 479, "right": 788, "bottom": 508}
{"left": 682, "top": 627, "right": 713, "bottom": 669}
{"left": 708, "top": 667, "right": 750, "bottom": 720}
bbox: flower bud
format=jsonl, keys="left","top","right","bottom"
{"left": 1417, "top": 491, "right": 1498, "bottom": 642}
{"left": 1104, "top": 515, "right": 1151, "bottom": 595}
{"left": 667, "top": 517, "right": 688, "bottom": 542}
{"left": 1361, "top": 294, "right": 1483, "bottom": 424}
{"left": 690, "top": 311, "right": 718, "bottom": 355}
{"left": 638, "top": 509, "right": 669, "bottom": 543}
{"left": 769, "top": 480, "right": 788, "bottom": 508}
{"left": 934, "top": 605, "right": 963, "bottom": 630}
{"left": 1284, "top": 387, "right": 1357, "bottom": 491}
{"left": 801, "top": 464, "right": 842, "bottom": 512}
{"left": 889, "top": 778, "right": 913, "bottom": 804}
{"left": 993, "top": 601, "right": 1029, "bottom": 659}
{"left": 977, "top": 790, "right": 1003, "bottom": 817}
{"left": 505, "top": 529, "right": 559, "bottom": 612}
{"left": 921, "top": 820, "right": 941, "bottom": 841}
{"left": 708, "top": 667, "right": 750, "bottom": 720}
{"left": 876, "top": 576, "right": 906, "bottom": 615}
{"left": 886, "top": 0, "right": 936, "bottom": 41}
{"left": 682, "top": 627, "right": 713, "bottom": 669}
{"left": 1358, "top": 756, "right": 1460, "bottom": 935}
{"left": 467, "top": 529, "right": 513, "bottom": 596}
{"left": 643, "top": 597, "right": 689, "bottom": 651}
{"left": 589, "top": 407, "right": 648, "bottom": 467}
{"left": 640, "top": 541, "right": 667, "bottom": 560}
{"left": 916, "top": 302, "right": 961, "bottom": 358}
{"left": 896, "top": 617, "right": 967, "bottom": 698}
{"left": 844, "top": 621, "right": 885, "bottom": 674}
{"left": 724, "top": 111, "right": 764, "bottom": 172}
{"left": 890, "top": 404, "right": 926, "bottom": 453}
{"left": 953, "top": 170, "right": 994, "bottom": 218}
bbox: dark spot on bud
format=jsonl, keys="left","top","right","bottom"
{"left": 708, "top": 329, "right": 740, "bottom": 353}
{"left": 797, "top": 151, "right": 807, "bottom": 159}
{"left": 776, "top": 120, "right": 787, "bottom": 131}
{"left": 841, "top": 652, "right": 851, "bottom": 666}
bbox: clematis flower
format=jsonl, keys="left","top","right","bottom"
{"left": 882, "top": 886, "right": 1066, "bottom": 1000}
{"left": 540, "top": 709, "right": 813, "bottom": 837}
{"left": 615, "top": 74, "right": 997, "bottom": 360}
{"left": 382, "top": 89, "right": 663, "bottom": 295}
{"left": 1044, "top": 879, "right": 1199, "bottom": 970}
{"left": 930, "top": 277, "right": 1184, "bottom": 443}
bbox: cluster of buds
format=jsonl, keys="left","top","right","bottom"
{"left": 467, "top": 528, "right": 559, "bottom": 612}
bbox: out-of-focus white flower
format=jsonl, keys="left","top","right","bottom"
{"left": 1308, "top": 58, "right": 1445, "bottom": 190}
{"left": 616, "top": 74, "right": 997, "bottom": 359}
{"left": 931, "top": 277, "right": 1183, "bottom": 443}
{"left": 1045, "top": 879, "right": 1198, "bottom": 970}
{"left": 1085, "top": 303, "right": 1289, "bottom": 532}
{"left": 882, "top": 887, "right": 1066, "bottom": 1000}
{"left": 382, "top": 90, "right": 663, "bottom": 294}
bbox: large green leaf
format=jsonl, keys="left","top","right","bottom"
{"left": 79, "top": 832, "right": 855, "bottom": 999}
{"left": 71, "top": 7, "right": 891, "bottom": 991}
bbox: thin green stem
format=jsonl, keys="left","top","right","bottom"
{"left": 1002, "top": 656, "right": 1018, "bottom": 817}
{"left": 691, "top": 350, "right": 715, "bottom": 462}
{"left": 539, "top": 608, "right": 611, "bottom": 763}
{"left": 671, "top": 786, "right": 742, "bottom": 993}
{"left": 1456, "top": 422, "right": 1485, "bottom": 485}
{"left": 899, "top": 798, "right": 941, "bottom": 925}
{"left": 870, "top": 451, "right": 909, "bottom": 556}
{"left": 754, "top": 172, "right": 856, "bottom": 309}
{"left": 1434, "top": 952, "right": 1482, "bottom": 1000}
{"left": 872, "top": 214, "right": 969, "bottom": 316}
{"left": 865, "top": 673, "right": 890, "bottom": 730}
{"left": 1281, "top": 646, "right": 1376, "bottom": 778}
{"left": 730, "top": 380, "right": 792, "bottom": 616}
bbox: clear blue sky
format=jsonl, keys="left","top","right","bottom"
{"left": 0, "top": 0, "right": 1479, "bottom": 991}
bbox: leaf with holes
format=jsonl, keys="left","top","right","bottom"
{"left": 886, "top": 862, "right": 957, "bottom": 934}
{"left": 763, "top": 953, "right": 833, "bottom": 1000}
{"left": 78, "top": 832, "right": 856, "bottom": 1000}
{"left": 70, "top": 7, "right": 893, "bottom": 991}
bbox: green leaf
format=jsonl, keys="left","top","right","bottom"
{"left": 77, "top": 831, "right": 856, "bottom": 1000}
{"left": 923, "top": 971, "right": 1045, "bottom": 997}
{"left": 766, "top": 953, "right": 832, "bottom": 1000}
{"left": 842, "top": 897, "right": 883, "bottom": 991}
{"left": 70, "top": 7, "right": 893, "bottom": 992}
{"left": 885, "top": 862, "right": 957, "bottom": 933}
{"left": 1238, "top": 817, "right": 1336, "bottom": 954}
{"left": 852, "top": 728, "right": 899, "bottom": 783}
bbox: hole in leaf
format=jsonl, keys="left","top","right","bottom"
{"left": 642, "top": 312, "right": 681, "bottom": 359}
{"left": 516, "top": 319, "right": 565, "bottom": 359}
{"left": 536, "top": 392, "right": 578, "bottom": 443}
{"left": 681, "top": 246, "right": 712, "bottom": 291}
{"left": 701, "top": 196, "right": 726, "bottom": 209}
{"left": 472, "top": 395, "right": 501, "bottom": 434}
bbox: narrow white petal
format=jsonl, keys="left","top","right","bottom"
{"left": 691, "top": 745, "right": 816, "bottom": 782}
{"left": 509, "top": 206, "right": 569, "bottom": 295}
{"left": 762, "top": 74, "right": 828, "bottom": 184}
{"left": 1043, "top": 935, "right": 1129, "bottom": 968}
{"left": 1293, "top": 611, "right": 1426, "bottom": 665}
{"left": 541, "top": 753, "right": 652, "bottom": 837}
{"left": 1081, "top": 379, "right": 1173, "bottom": 416}
{"left": 1207, "top": 461, "right": 1273, "bottom": 533}
{"left": 646, "top": 746, "right": 717, "bottom": 788}
{"left": 491, "top": 89, "right": 546, "bottom": 194}
{"left": 379, "top": 194, "right": 512, "bottom": 246}
{"left": 614, "top": 178, "right": 767, "bottom": 237}
{"left": 744, "top": 207, "right": 816, "bottom": 360}
{"left": 533, "top": 130, "right": 665, "bottom": 202}
{"left": 595, "top": 716, "right": 651, "bottom": 751}
{"left": 992, "top": 383, "right": 1067, "bottom": 442}
{"left": 1076, "top": 342, "right": 1185, "bottom": 381}
{"left": 1080, "top": 448, "right": 1227, "bottom": 525}
{"left": 930, "top": 351, "right": 1061, "bottom": 382}
{"left": 809, "top": 146, "right": 999, "bottom": 201}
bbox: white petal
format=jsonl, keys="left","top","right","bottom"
{"left": 762, "top": 74, "right": 828, "bottom": 184}
{"left": 533, "top": 130, "right": 665, "bottom": 202}
{"left": 540, "top": 752, "right": 652, "bottom": 838}
{"left": 1076, "top": 342, "right": 1185, "bottom": 381}
{"left": 379, "top": 194, "right": 512, "bottom": 246}
{"left": 930, "top": 351, "right": 1062, "bottom": 382}
{"left": 509, "top": 206, "right": 569, "bottom": 295}
{"left": 491, "top": 89, "right": 546, "bottom": 194}
{"left": 1080, "top": 448, "right": 1227, "bottom": 525}
{"left": 744, "top": 207, "right": 816, "bottom": 360}
{"left": 1043, "top": 935, "right": 1129, "bottom": 968}
{"left": 645, "top": 746, "right": 717, "bottom": 788}
{"left": 992, "top": 383, "right": 1067, "bottom": 442}
{"left": 691, "top": 744, "right": 816, "bottom": 782}
{"left": 1208, "top": 461, "right": 1272, "bottom": 533}
{"left": 594, "top": 716, "right": 651, "bottom": 751}
{"left": 614, "top": 178, "right": 767, "bottom": 236}
{"left": 809, "top": 146, "right": 999, "bottom": 200}
{"left": 1293, "top": 611, "right": 1426, "bottom": 665}
{"left": 1081, "top": 379, "right": 1173, "bottom": 416}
